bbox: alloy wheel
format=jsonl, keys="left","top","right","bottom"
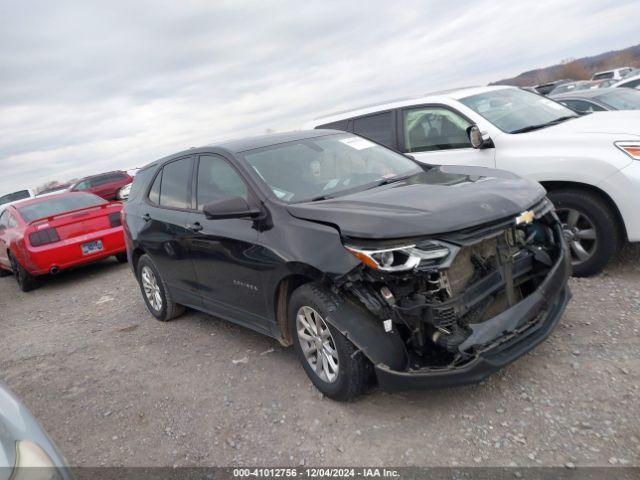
{"left": 141, "top": 266, "right": 163, "bottom": 311}
{"left": 296, "top": 306, "right": 339, "bottom": 383}
{"left": 556, "top": 207, "right": 598, "bottom": 266}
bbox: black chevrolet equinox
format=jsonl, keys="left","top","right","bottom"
{"left": 123, "top": 130, "right": 572, "bottom": 400}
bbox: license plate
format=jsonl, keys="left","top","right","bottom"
{"left": 81, "top": 240, "right": 103, "bottom": 255}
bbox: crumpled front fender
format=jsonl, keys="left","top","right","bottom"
{"left": 326, "top": 296, "right": 407, "bottom": 372}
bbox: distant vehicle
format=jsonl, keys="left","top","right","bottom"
{"left": 0, "top": 189, "right": 34, "bottom": 207}
{"left": 69, "top": 170, "right": 133, "bottom": 200}
{"left": 591, "top": 78, "right": 617, "bottom": 88}
{"left": 0, "top": 192, "right": 127, "bottom": 291}
{"left": 551, "top": 88, "right": 640, "bottom": 113}
{"left": 533, "top": 79, "right": 574, "bottom": 96}
{"left": 36, "top": 184, "right": 71, "bottom": 196}
{"left": 117, "top": 183, "right": 132, "bottom": 200}
{"left": 123, "top": 130, "right": 570, "bottom": 399}
{"left": 305, "top": 85, "right": 640, "bottom": 276}
{"left": 591, "top": 67, "right": 633, "bottom": 81}
{"left": 613, "top": 73, "right": 640, "bottom": 90}
{"left": 549, "top": 80, "right": 600, "bottom": 95}
{"left": 622, "top": 68, "right": 640, "bottom": 78}
{"left": 0, "top": 381, "right": 72, "bottom": 479}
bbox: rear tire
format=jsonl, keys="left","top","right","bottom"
{"left": 9, "top": 253, "right": 39, "bottom": 292}
{"left": 115, "top": 252, "right": 128, "bottom": 264}
{"left": 289, "top": 283, "right": 370, "bottom": 401}
{"left": 548, "top": 189, "right": 620, "bottom": 277}
{"left": 136, "top": 254, "right": 185, "bottom": 321}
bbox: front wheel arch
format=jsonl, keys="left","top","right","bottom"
{"left": 540, "top": 181, "right": 627, "bottom": 244}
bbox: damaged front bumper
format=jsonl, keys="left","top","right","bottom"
{"left": 375, "top": 245, "right": 572, "bottom": 390}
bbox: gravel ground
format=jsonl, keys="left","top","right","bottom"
{"left": 0, "top": 245, "right": 639, "bottom": 468}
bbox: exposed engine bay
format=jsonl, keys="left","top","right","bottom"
{"left": 336, "top": 200, "right": 565, "bottom": 372}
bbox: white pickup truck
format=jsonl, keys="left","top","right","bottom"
{"left": 305, "top": 86, "right": 640, "bottom": 276}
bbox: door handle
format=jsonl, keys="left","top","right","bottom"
{"left": 187, "top": 222, "right": 203, "bottom": 232}
{"left": 142, "top": 213, "right": 151, "bottom": 222}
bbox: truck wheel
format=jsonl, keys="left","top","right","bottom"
{"left": 289, "top": 284, "right": 370, "bottom": 401}
{"left": 9, "top": 253, "right": 39, "bottom": 292}
{"left": 548, "top": 189, "right": 620, "bottom": 277}
{"left": 136, "top": 254, "right": 185, "bottom": 321}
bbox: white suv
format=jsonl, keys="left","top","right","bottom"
{"left": 304, "top": 86, "right": 640, "bottom": 276}
{"left": 591, "top": 67, "right": 633, "bottom": 81}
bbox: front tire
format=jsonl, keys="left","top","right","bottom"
{"left": 289, "top": 284, "right": 370, "bottom": 401}
{"left": 549, "top": 189, "right": 620, "bottom": 277}
{"left": 9, "top": 253, "right": 39, "bottom": 292}
{"left": 136, "top": 254, "right": 185, "bottom": 321}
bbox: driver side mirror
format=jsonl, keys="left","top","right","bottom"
{"left": 203, "top": 195, "right": 261, "bottom": 220}
{"left": 467, "top": 125, "right": 494, "bottom": 149}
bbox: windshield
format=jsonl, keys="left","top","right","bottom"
{"left": 597, "top": 89, "right": 640, "bottom": 110}
{"left": 0, "top": 190, "right": 30, "bottom": 206}
{"left": 460, "top": 88, "right": 578, "bottom": 133}
{"left": 240, "top": 134, "right": 422, "bottom": 203}
{"left": 17, "top": 193, "right": 106, "bottom": 222}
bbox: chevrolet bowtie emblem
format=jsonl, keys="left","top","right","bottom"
{"left": 516, "top": 210, "right": 535, "bottom": 225}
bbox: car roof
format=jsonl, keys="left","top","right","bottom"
{"left": 143, "top": 129, "right": 347, "bottom": 170}
{"left": 75, "top": 170, "right": 126, "bottom": 182}
{"left": 550, "top": 87, "right": 618, "bottom": 100}
{"left": 614, "top": 73, "right": 640, "bottom": 86}
{"left": 307, "top": 85, "right": 515, "bottom": 126}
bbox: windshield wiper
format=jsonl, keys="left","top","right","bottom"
{"left": 309, "top": 194, "right": 334, "bottom": 202}
{"left": 510, "top": 115, "right": 578, "bottom": 134}
{"left": 374, "top": 173, "right": 416, "bottom": 187}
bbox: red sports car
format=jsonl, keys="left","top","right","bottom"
{"left": 0, "top": 192, "right": 127, "bottom": 291}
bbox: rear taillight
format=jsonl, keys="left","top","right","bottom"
{"left": 108, "top": 212, "right": 122, "bottom": 227}
{"left": 29, "top": 228, "right": 60, "bottom": 247}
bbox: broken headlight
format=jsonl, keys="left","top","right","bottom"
{"left": 345, "top": 242, "right": 451, "bottom": 272}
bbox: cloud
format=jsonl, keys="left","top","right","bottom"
{"left": 0, "top": 0, "right": 637, "bottom": 193}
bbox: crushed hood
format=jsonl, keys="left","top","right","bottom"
{"left": 286, "top": 165, "right": 546, "bottom": 239}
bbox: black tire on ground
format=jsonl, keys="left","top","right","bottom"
{"left": 0, "top": 267, "right": 12, "bottom": 277}
{"left": 136, "top": 254, "right": 185, "bottom": 321}
{"left": 8, "top": 253, "right": 39, "bottom": 292}
{"left": 548, "top": 189, "right": 621, "bottom": 277}
{"left": 115, "top": 252, "right": 128, "bottom": 263}
{"left": 288, "top": 283, "right": 371, "bottom": 401}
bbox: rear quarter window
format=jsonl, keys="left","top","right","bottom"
{"left": 352, "top": 111, "right": 395, "bottom": 148}
{"left": 128, "top": 167, "right": 155, "bottom": 201}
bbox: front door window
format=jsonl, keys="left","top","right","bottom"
{"left": 403, "top": 107, "right": 472, "bottom": 153}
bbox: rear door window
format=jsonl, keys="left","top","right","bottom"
{"left": 352, "top": 111, "right": 395, "bottom": 149}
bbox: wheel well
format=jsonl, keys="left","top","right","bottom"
{"left": 541, "top": 181, "right": 628, "bottom": 242}
{"left": 131, "top": 248, "right": 145, "bottom": 272}
{"left": 274, "top": 274, "right": 315, "bottom": 346}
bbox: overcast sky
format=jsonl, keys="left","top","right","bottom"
{"left": 0, "top": 0, "right": 637, "bottom": 193}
